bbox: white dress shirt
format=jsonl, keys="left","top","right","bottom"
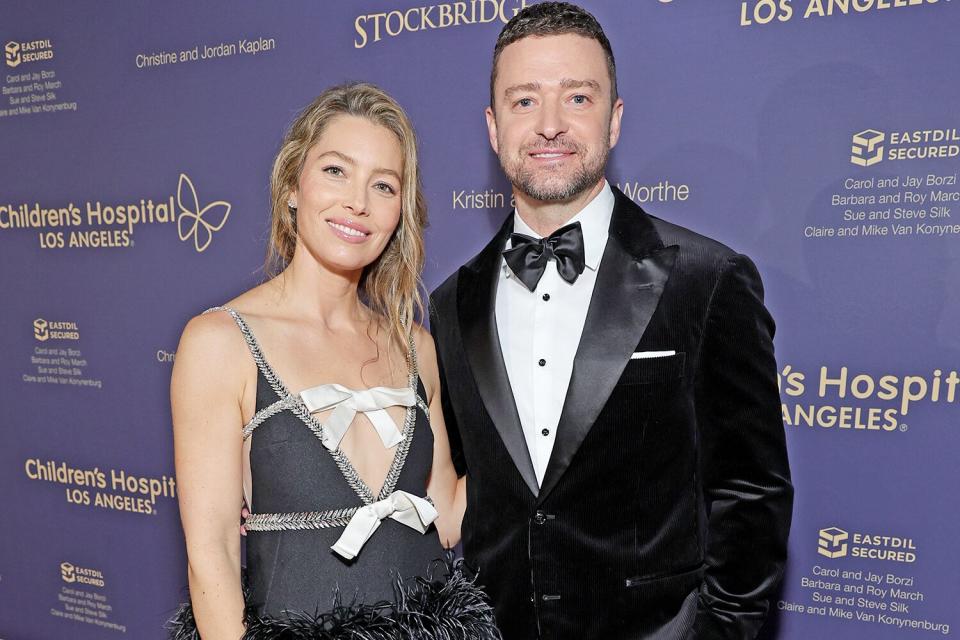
{"left": 495, "top": 181, "right": 615, "bottom": 486}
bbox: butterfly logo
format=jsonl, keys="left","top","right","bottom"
{"left": 176, "top": 173, "right": 231, "bottom": 253}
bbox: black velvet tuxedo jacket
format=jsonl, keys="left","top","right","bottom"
{"left": 429, "top": 187, "right": 793, "bottom": 640}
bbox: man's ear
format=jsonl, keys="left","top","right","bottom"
{"left": 485, "top": 106, "right": 499, "bottom": 155}
{"left": 608, "top": 98, "right": 624, "bottom": 150}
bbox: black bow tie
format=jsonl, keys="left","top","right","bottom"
{"left": 502, "top": 221, "right": 586, "bottom": 292}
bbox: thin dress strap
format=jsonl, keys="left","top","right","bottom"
{"left": 203, "top": 306, "right": 292, "bottom": 399}
{"left": 404, "top": 329, "right": 430, "bottom": 415}
{"left": 203, "top": 306, "right": 299, "bottom": 439}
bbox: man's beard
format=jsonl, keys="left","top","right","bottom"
{"left": 499, "top": 134, "right": 609, "bottom": 203}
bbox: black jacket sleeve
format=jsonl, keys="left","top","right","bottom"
{"left": 429, "top": 291, "right": 467, "bottom": 478}
{"left": 691, "top": 254, "right": 794, "bottom": 639}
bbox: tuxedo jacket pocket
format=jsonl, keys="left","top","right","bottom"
{"left": 624, "top": 562, "right": 705, "bottom": 589}
{"left": 619, "top": 351, "right": 686, "bottom": 385}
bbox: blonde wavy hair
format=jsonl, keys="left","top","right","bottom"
{"left": 267, "top": 83, "right": 427, "bottom": 356}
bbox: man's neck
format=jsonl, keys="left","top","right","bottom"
{"left": 514, "top": 178, "right": 606, "bottom": 237}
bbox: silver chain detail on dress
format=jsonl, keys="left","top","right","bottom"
{"left": 416, "top": 396, "right": 430, "bottom": 416}
{"left": 377, "top": 395, "right": 416, "bottom": 500}
{"left": 244, "top": 507, "right": 359, "bottom": 531}
{"left": 245, "top": 495, "right": 436, "bottom": 533}
{"left": 242, "top": 395, "right": 300, "bottom": 440}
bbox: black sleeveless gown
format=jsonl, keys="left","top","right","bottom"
{"left": 168, "top": 307, "right": 499, "bottom": 639}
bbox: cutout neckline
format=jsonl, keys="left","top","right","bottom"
{"left": 211, "top": 305, "right": 421, "bottom": 505}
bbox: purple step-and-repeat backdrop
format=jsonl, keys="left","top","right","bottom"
{"left": 1, "top": 1, "right": 958, "bottom": 638}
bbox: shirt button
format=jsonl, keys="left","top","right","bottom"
{"left": 542, "top": 293, "right": 551, "bottom": 301}
{"left": 541, "top": 428, "right": 550, "bottom": 436}
{"left": 538, "top": 358, "right": 546, "bottom": 367}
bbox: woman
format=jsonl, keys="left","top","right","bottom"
{"left": 168, "top": 83, "right": 497, "bottom": 639}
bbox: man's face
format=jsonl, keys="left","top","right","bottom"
{"left": 486, "top": 33, "right": 623, "bottom": 203}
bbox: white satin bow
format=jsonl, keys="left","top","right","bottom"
{"left": 331, "top": 491, "right": 438, "bottom": 560}
{"left": 299, "top": 384, "right": 413, "bottom": 451}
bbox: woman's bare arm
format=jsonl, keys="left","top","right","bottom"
{"left": 171, "top": 312, "right": 250, "bottom": 639}
{"left": 417, "top": 327, "right": 466, "bottom": 549}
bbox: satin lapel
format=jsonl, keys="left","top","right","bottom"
{"left": 458, "top": 214, "right": 540, "bottom": 497}
{"left": 537, "top": 191, "right": 679, "bottom": 504}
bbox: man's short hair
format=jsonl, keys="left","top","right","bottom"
{"left": 490, "top": 2, "right": 618, "bottom": 108}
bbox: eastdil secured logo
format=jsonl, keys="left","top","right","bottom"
{"left": 5, "top": 41, "right": 21, "bottom": 67}
{"left": 33, "top": 317, "right": 79, "bottom": 341}
{"left": 59, "top": 561, "right": 105, "bottom": 587}
{"left": 3, "top": 38, "right": 53, "bottom": 67}
{"left": 34, "top": 318, "right": 49, "bottom": 341}
{"left": 851, "top": 130, "right": 884, "bottom": 167}
{"left": 817, "top": 525, "right": 917, "bottom": 563}
{"left": 60, "top": 562, "right": 76, "bottom": 583}
{"left": 850, "top": 127, "right": 960, "bottom": 165}
{"left": 818, "top": 527, "right": 849, "bottom": 558}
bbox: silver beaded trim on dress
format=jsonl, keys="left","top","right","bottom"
{"left": 242, "top": 395, "right": 301, "bottom": 440}
{"left": 244, "top": 495, "right": 436, "bottom": 533}
{"left": 244, "top": 507, "right": 359, "bottom": 531}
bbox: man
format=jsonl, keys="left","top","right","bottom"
{"left": 430, "top": 3, "right": 793, "bottom": 639}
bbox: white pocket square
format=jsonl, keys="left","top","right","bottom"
{"left": 630, "top": 350, "right": 676, "bottom": 360}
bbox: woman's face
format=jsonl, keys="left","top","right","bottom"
{"left": 290, "top": 114, "right": 404, "bottom": 275}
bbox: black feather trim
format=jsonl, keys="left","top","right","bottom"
{"left": 166, "top": 597, "right": 202, "bottom": 640}
{"left": 166, "top": 553, "right": 501, "bottom": 640}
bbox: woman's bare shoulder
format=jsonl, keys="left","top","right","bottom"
{"left": 172, "top": 279, "right": 280, "bottom": 382}
{"left": 173, "top": 310, "right": 249, "bottom": 387}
